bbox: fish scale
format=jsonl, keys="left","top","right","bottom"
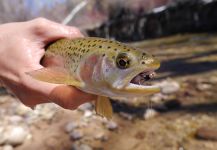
{"left": 28, "top": 37, "right": 160, "bottom": 119}
{"left": 46, "top": 37, "right": 134, "bottom": 74}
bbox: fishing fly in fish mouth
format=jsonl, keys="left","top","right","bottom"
{"left": 27, "top": 37, "right": 160, "bottom": 119}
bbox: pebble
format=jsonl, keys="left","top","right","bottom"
{"left": 65, "top": 122, "right": 79, "bottom": 133}
{"left": 196, "top": 83, "right": 212, "bottom": 91}
{"left": 34, "top": 103, "right": 58, "bottom": 120}
{"left": 2, "top": 145, "right": 13, "bottom": 150}
{"left": 72, "top": 143, "right": 92, "bottom": 150}
{"left": 94, "top": 132, "right": 108, "bottom": 141}
{"left": 0, "top": 127, "right": 6, "bottom": 145}
{"left": 143, "top": 108, "right": 158, "bottom": 120}
{"left": 0, "top": 96, "right": 9, "bottom": 104}
{"left": 5, "top": 126, "right": 29, "bottom": 146}
{"left": 70, "top": 130, "right": 83, "bottom": 140}
{"left": 158, "top": 80, "right": 180, "bottom": 94}
{"left": 209, "top": 76, "right": 217, "bottom": 84}
{"left": 84, "top": 110, "right": 93, "bottom": 118}
{"left": 150, "top": 93, "right": 164, "bottom": 103}
{"left": 119, "top": 112, "right": 134, "bottom": 120}
{"left": 79, "top": 144, "right": 93, "bottom": 150}
{"left": 195, "top": 127, "right": 217, "bottom": 141}
{"left": 78, "top": 103, "right": 93, "bottom": 111}
{"left": 15, "top": 104, "right": 32, "bottom": 116}
{"left": 8, "top": 115, "right": 23, "bottom": 124}
{"left": 106, "top": 121, "right": 118, "bottom": 130}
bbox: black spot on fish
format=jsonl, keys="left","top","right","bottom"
{"left": 99, "top": 45, "right": 102, "bottom": 48}
{"left": 92, "top": 44, "right": 96, "bottom": 47}
{"left": 107, "top": 46, "right": 111, "bottom": 49}
{"left": 142, "top": 53, "right": 146, "bottom": 55}
{"left": 141, "top": 61, "right": 145, "bottom": 64}
{"left": 102, "top": 54, "right": 105, "bottom": 57}
{"left": 114, "top": 48, "right": 117, "bottom": 51}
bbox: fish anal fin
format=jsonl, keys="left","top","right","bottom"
{"left": 27, "top": 67, "right": 83, "bottom": 87}
{"left": 95, "top": 96, "right": 113, "bottom": 119}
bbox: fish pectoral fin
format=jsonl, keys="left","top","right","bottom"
{"left": 95, "top": 96, "right": 113, "bottom": 119}
{"left": 26, "top": 67, "right": 83, "bottom": 87}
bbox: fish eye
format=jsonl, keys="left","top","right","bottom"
{"left": 116, "top": 53, "right": 130, "bottom": 69}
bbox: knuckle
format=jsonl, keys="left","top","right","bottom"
{"left": 70, "top": 27, "right": 82, "bottom": 35}
{"left": 31, "top": 18, "right": 49, "bottom": 34}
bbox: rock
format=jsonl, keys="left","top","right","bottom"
{"left": 196, "top": 83, "right": 212, "bottom": 91}
{"left": 65, "top": 122, "right": 78, "bottom": 133}
{"left": 209, "top": 76, "right": 217, "bottom": 84}
{"left": 178, "top": 147, "right": 184, "bottom": 150}
{"left": 106, "top": 121, "right": 118, "bottom": 130}
{"left": 79, "top": 144, "right": 93, "bottom": 150}
{"left": 70, "top": 130, "right": 83, "bottom": 140}
{"left": 144, "top": 108, "right": 158, "bottom": 120}
{"left": 34, "top": 103, "right": 58, "bottom": 120}
{"left": 150, "top": 93, "right": 164, "bottom": 103}
{"left": 158, "top": 80, "right": 180, "bottom": 94}
{"left": 0, "top": 96, "right": 9, "bottom": 104}
{"left": 195, "top": 127, "right": 217, "bottom": 141}
{"left": 2, "top": 145, "right": 13, "bottom": 150}
{"left": 84, "top": 110, "right": 93, "bottom": 118}
{"left": 72, "top": 144, "right": 92, "bottom": 150}
{"left": 5, "top": 126, "right": 29, "bottom": 146}
{"left": 78, "top": 103, "right": 93, "bottom": 111}
{"left": 15, "top": 104, "right": 32, "bottom": 116}
{"left": 94, "top": 132, "right": 108, "bottom": 141}
{"left": 8, "top": 115, "right": 23, "bottom": 124}
{"left": 119, "top": 112, "right": 134, "bottom": 120}
{"left": 0, "top": 127, "right": 6, "bottom": 145}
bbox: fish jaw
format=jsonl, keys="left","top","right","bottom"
{"left": 108, "top": 63, "right": 161, "bottom": 95}
{"left": 122, "top": 83, "right": 160, "bottom": 95}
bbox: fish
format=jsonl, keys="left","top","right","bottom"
{"left": 27, "top": 37, "right": 160, "bottom": 119}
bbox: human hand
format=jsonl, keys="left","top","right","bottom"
{"left": 0, "top": 18, "right": 96, "bottom": 109}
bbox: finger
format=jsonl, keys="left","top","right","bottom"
{"left": 21, "top": 71, "right": 96, "bottom": 109}
{"left": 49, "top": 85, "right": 96, "bottom": 110}
{"left": 28, "top": 18, "right": 83, "bottom": 42}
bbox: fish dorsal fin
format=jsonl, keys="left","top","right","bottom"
{"left": 27, "top": 67, "right": 83, "bottom": 87}
{"left": 95, "top": 96, "right": 113, "bottom": 119}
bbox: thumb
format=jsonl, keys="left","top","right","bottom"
{"left": 28, "top": 18, "right": 83, "bottom": 43}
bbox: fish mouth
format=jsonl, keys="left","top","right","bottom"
{"left": 122, "top": 69, "right": 160, "bottom": 94}
{"left": 130, "top": 70, "right": 156, "bottom": 85}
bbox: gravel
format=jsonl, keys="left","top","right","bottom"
{"left": 106, "top": 121, "right": 118, "bottom": 130}
{"left": 70, "top": 130, "right": 84, "bottom": 140}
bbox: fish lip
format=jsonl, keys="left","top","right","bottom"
{"left": 125, "top": 83, "right": 160, "bottom": 91}
{"left": 123, "top": 69, "right": 160, "bottom": 94}
{"left": 121, "top": 65, "right": 161, "bottom": 93}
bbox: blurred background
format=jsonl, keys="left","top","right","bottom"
{"left": 0, "top": 0, "right": 217, "bottom": 150}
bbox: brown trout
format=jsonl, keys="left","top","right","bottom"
{"left": 28, "top": 37, "right": 160, "bottom": 119}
